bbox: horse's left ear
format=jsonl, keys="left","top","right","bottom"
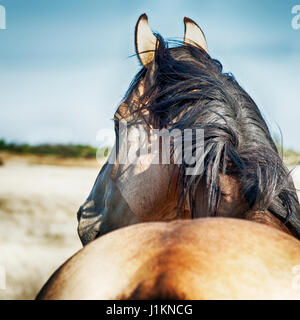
{"left": 135, "top": 13, "right": 158, "bottom": 67}
{"left": 184, "top": 17, "right": 209, "bottom": 54}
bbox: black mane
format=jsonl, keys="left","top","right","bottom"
{"left": 124, "top": 34, "right": 300, "bottom": 238}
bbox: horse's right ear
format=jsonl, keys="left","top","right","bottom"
{"left": 135, "top": 14, "right": 158, "bottom": 67}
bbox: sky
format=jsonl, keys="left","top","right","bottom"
{"left": 0, "top": 0, "right": 299, "bottom": 149}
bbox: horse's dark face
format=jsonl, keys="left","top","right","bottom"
{"left": 77, "top": 14, "right": 300, "bottom": 245}
{"left": 77, "top": 73, "right": 187, "bottom": 245}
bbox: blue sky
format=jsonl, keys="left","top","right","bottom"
{"left": 0, "top": 0, "right": 299, "bottom": 149}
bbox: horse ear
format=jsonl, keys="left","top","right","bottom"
{"left": 135, "top": 14, "right": 158, "bottom": 67}
{"left": 183, "top": 17, "right": 209, "bottom": 54}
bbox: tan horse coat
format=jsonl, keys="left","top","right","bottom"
{"left": 38, "top": 218, "right": 300, "bottom": 300}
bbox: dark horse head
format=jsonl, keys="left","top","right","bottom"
{"left": 77, "top": 14, "right": 300, "bottom": 245}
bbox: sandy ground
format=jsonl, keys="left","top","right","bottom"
{"left": 0, "top": 157, "right": 299, "bottom": 300}
{"left": 0, "top": 158, "right": 100, "bottom": 300}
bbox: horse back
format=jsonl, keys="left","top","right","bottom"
{"left": 37, "top": 218, "right": 300, "bottom": 300}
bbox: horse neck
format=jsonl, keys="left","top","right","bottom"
{"left": 244, "top": 210, "right": 292, "bottom": 236}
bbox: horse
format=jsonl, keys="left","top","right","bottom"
{"left": 37, "top": 15, "right": 300, "bottom": 300}
{"left": 37, "top": 218, "right": 300, "bottom": 300}
{"left": 77, "top": 14, "right": 300, "bottom": 246}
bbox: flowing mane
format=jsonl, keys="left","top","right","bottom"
{"left": 123, "top": 34, "right": 300, "bottom": 238}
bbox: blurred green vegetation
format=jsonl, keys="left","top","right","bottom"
{"left": 0, "top": 137, "right": 298, "bottom": 164}
{"left": 281, "top": 149, "right": 300, "bottom": 166}
{"left": 0, "top": 139, "right": 109, "bottom": 159}
{"left": 273, "top": 134, "right": 300, "bottom": 166}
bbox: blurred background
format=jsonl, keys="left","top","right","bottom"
{"left": 0, "top": 0, "right": 299, "bottom": 299}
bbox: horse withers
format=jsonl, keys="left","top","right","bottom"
{"left": 77, "top": 14, "right": 300, "bottom": 245}
{"left": 37, "top": 218, "right": 300, "bottom": 300}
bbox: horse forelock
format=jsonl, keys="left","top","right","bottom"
{"left": 120, "top": 34, "right": 300, "bottom": 238}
